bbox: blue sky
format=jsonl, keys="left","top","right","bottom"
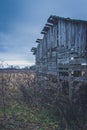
{"left": 0, "top": 0, "right": 87, "bottom": 67}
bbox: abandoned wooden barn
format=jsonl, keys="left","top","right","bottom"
{"left": 31, "top": 15, "right": 87, "bottom": 84}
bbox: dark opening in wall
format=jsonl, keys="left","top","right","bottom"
{"left": 72, "top": 71, "right": 81, "bottom": 77}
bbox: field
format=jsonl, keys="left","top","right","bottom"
{"left": 0, "top": 69, "right": 87, "bottom": 130}
{"left": 0, "top": 70, "right": 59, "bottom": 130}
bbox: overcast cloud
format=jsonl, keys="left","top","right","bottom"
{"left": 0, "top": 0, "right": 87, "bottom": 67}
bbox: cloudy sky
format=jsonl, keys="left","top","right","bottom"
{"left": 0, "top": 0, "right": 87, "bottom": 67}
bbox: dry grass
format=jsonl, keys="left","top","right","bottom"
{"left": 0, "top": 70, "right": 59, "bottom": 130}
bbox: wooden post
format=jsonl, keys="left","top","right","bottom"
{"left": 68, "top": 63, "right": 74, "bottom": 103}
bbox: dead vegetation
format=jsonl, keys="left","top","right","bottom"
{"left": 0, "top": 70, "right": 87, "bottom": 130}
{"left": 0, "top": 70, "right": 59, "bottom": 130}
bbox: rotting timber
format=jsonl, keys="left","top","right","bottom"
{"left": 31, "top": 15, "right": 87, "bottom": 100}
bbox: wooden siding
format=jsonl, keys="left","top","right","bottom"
{"left": 34, "top": 16, "right": 87, "bottom": 77}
